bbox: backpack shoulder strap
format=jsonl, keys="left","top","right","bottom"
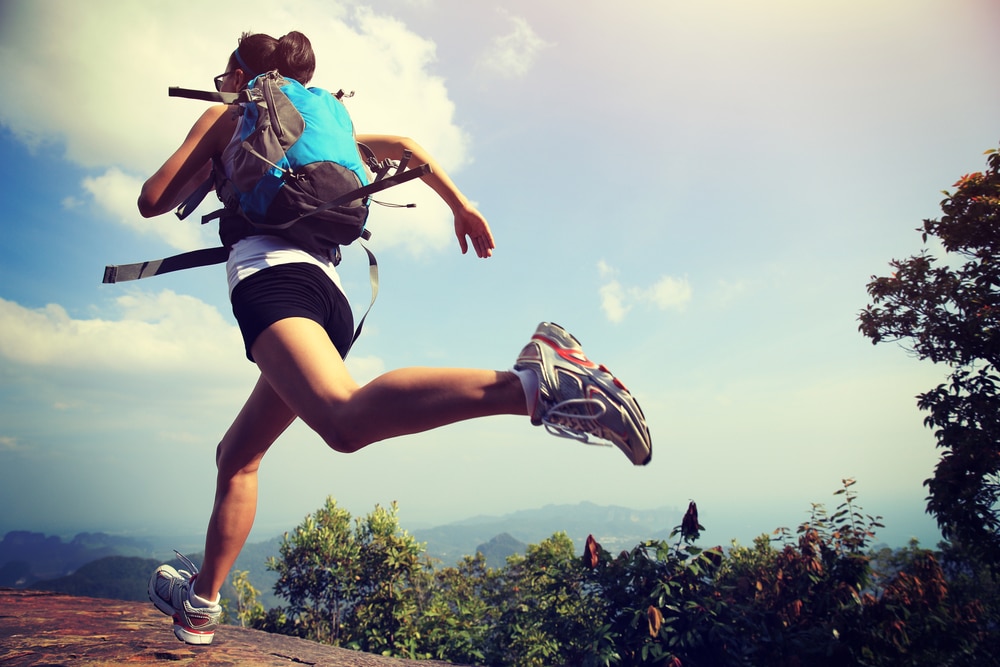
{"left": 175, "top": 171, "right": 216, "bottom": 221}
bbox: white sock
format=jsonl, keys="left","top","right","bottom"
{"left": 512, "top": 367, "right": 539, "bottom": 416}
{"left": 189, "top": 587, "right": 220, "bottom": 609}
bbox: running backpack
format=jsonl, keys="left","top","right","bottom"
{"left": 103, "top": 71, "right": 428, "bottom": 284}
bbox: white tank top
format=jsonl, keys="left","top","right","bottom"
{"left": 225, "top": 236, "right": 346, "bottom": 297}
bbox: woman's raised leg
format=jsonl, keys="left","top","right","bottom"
{"left": 250, "top": 317, "right": 528, "bottom": 454}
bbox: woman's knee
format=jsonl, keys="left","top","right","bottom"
{"left": 310, "top": 416, "right": 370, "bottom": 454}
{"left": 215, "top": 440, "right": 264, "bottom": 479}
{"left": 324, "top": 436, "right": 365, "bottom": 454}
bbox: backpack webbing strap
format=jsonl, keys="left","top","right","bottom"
{"left": 168, "top": 87, "right": 243, "bottom": 104}
{"left": 102, "top": 247, "right": 230, "bottom": 284}
{"left": 347, "top": 241, "right": 379, "bottom": 355}
{"left": 247, "top": 162, "right": 432, "bottom": 231}
{"left": 102, "top": 242, "right": 380, "bottom": 353}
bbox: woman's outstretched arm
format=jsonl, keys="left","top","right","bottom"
{"left": 356, "top": 133, "right": 495, "bottom": 258}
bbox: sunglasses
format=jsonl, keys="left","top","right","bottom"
{"left": 213, "top": 71, "right": 237, "bottom": 92}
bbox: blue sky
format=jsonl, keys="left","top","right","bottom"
{"left": 1, "top": 0, "right": 998, "bottom": 549}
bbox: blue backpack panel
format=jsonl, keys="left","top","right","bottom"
{"left": 217, "top": 71, "right": 371, "bottom": 253}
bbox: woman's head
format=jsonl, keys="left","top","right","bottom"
{"left": 231, "top": 32, "right": 277, "bottom": 80}
{"left": 226, "top": 31, "right": 316, "bottom": 88}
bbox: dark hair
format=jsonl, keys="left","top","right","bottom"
{"left": 233, "top": 31, "right": 315, "bottom": 86}
{"left": 274, "top": 32, "right": 316, "bottom": 85}
{"left": 232, "top": 32, "right": 277, "bottom": 80}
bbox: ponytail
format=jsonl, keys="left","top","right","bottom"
{"left": 274, "top": 31, "right": 316, "bottom": 85}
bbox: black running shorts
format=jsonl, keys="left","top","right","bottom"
{"left": 230, "top": 262, "right": 354, "bottom": 362}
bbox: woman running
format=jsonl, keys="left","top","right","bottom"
{"left": 140, "top": 30, "right": 651, "bottom": 645}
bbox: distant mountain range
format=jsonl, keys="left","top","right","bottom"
{"left": 2, "top": 502, "right": 682, "bottom": 606}
{"left": 412, "top": 501, "right": 681, "bottom": 563}
{"left": 0, "top": 530, "right": 162, "bottom": 586}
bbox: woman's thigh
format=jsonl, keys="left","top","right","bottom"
{"left": 250, "top": 317, "right": 360, "bottom": 445}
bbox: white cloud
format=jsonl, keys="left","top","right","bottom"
{"left": 598, "top": 262, "right": 692, "bottom": 323}
{"left": 0, "top": 292, "right": 242, "bottom": 374}
{"left": 361, "top": 180, "right": 455, "bottom": 256}
{"left": 599, "top": 279, "right": 631, "bottom": 324}
{"left": 0, "top": 291, "right": 388, "bottom": 386}
{"left": 645, "top": 276, "right": 693, "bottom": 311}
{"left": 83, "top": 168, "right": 216, "bottom": 251}
{"left": 478, "top": 11, "right": 552, "bottom": 79}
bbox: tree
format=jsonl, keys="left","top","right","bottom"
{"left": 266, "top": 497, "right": 362, "bottom": 643}
{"left": 339, "top": 501, "right": 426, "bottom": 657}
{"left": 485, "top": 532, "right": 605, "bottom": 667}
{"left": 262, "top": 498, "right": 427, "bottom": 656}
{"left": 715, "top": 482, "right": 986, "bottom": 666}
{"left": 226, "top": 569, "right": 265, "bottom": 628}
{"left": 859, "top": 146, "right": 1000, "bottom": 561}
{"left": 583, "top": 509, "right": 734, "bottom": 667}
{"left": 414, "top": 552, "right": 499, "bottom": 664}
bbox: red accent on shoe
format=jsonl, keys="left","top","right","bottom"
{"left": 598, "top": 364, "right": 629, "bottom": 391}
{"left": 533, "top": 335, "right": 598, "bottom": 368}
{"left": 174, "top": 612, "right": 216, "bottom": 632}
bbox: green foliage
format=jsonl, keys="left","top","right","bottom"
{"left": 264, "top": 497, "right": 362, "bottom": 643}
{"left": 583, "top": 531, "right": 734, "bottom": 666}
{"left": 935, "top": 539, "right": 1000, "bottom": 667}
{"left": 237, "top": 491, "right": 998, "bottom": 665}
{"left": 714, "top": 481, "right": 881, "bottom": 665}
{"left": 340, "top": 501, "right": 426, "bottom": 657}
{"left": 412, "top": 552, "right": 498, "bottom": 664}
{"left": 485, "top": 532, "right": 604, "bottom": 666}
{"left": 259, "top": 497, "right": 426, "bottom": 657}
{"left": 854, "top": 546, "right": 982, "bottom": 666}
{"left": 860, "top": 146, "right": 1000, "bottom": 561}
{"left": 714, "top": 480, "right": 992, "bottom": 666}
{"left": 224, "top": 569, "right": 265, "bottom": 628}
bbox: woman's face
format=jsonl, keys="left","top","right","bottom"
{"left": 214, "top": 59, "right": 246, "bottom": 93}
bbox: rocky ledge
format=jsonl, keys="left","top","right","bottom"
{"left": 0, "top": 589, "right": 455, "bottom": 666}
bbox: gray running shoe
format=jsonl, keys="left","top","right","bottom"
{"left": 148, "top": 551, "right": 221, "bottom": 645}
{"left": 515, "top": 322, "right": 652, "bottom": 466}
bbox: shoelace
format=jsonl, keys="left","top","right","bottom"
{"left": 173, "top": 550, "right": 200, "bottom": 581}
{"left": 542, "top": 397, "right": 612, "bottom": 448}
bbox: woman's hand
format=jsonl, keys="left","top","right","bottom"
{"left": 454, "top": 205, "right": 495, "bottom": 258}
{"left": 356, "top": 134, "right": 497, "bottom": 258}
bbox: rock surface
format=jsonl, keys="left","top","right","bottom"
{"left": 0, "top": 589, "right": 456, "bottom": 666}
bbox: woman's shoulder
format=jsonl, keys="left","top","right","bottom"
{"left": 190, "top": 104, "right": 239, "bottom": 148}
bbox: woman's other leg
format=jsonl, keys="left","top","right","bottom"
{"left": 194, "top": 373, "right": 296, "bottom": 599}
